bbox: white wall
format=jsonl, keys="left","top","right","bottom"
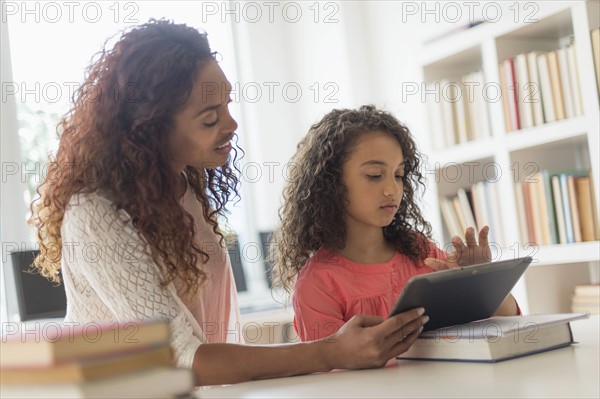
{"left": 233, "top": 0, "right": 463, "bottom": 232}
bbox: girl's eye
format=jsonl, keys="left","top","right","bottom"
{"left": 395, "top": 175, "right": 404, "bottom": 180}
{"left": 204, "top": 120, "right": 218, "bottom": 128}
{"left": 367, "top": 175, "right": 382, "bottom": 180}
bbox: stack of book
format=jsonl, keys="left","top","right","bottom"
{"left": 397, "top": 313, "right": 588, "bottom": 363}
{"left": 572, "top": 284, "right": 600, "bottom": 315}
{"left": 0, "top": 319, "right": 194, "bottom": 398}
{"left": 499, "top": 41, "right": 583, "bottom": 132}
{"left": 514, "top": 169, "right": 599, "bottom": 245}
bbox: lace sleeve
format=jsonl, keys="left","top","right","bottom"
{"left": 61, "top": 193, "right": 204, "bottom": 368}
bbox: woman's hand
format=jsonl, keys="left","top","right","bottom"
{"left": 318, "top": 308, "right": 429, "bottom": 370}
{"left": 424, "top": 226, "right": 492, "bottom": 270}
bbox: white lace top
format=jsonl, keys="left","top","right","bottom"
{"left": 61, "top": 188, "right": 241, "bottom": 368}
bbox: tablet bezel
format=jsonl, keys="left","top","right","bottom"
{"left": 388, "top": 256, "right": 532, "bottom": 331}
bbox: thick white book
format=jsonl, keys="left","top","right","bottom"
{"left": 397, "top": 313, "right": 588, "bottom": 363}
{"left": 0, "top": 367, "right": 194, "bottom": 399}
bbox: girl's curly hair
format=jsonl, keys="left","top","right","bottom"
{"left": 30, "top": 19, "right": 240, "bottom": 297}
{"left": 272, "top": 105, "right": 432, "bottom": 293}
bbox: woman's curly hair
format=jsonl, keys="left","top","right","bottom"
{"left": 272, "top": 105, "right": 432, "bottom": 293}
{"left": 30, "top": 19, "right": 240, "bottom": 297}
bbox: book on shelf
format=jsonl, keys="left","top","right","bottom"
{"left": 470, "top": 182, "right": 488, "bottom": 236}
{"left": 397, "top": 313, "right": 588, "bottom": 363}
{"left": 547, "top": 50, "right": 566, "bottom": 121}
{"left": 574, "top": 176, "right": 597, "bottom": 242}
{"left": 551, "top": 175, "right": 568, "bottom": 244}
{"left": 540, "top": 171, "right": 559, "bottom": 245}
{"left": 502, "top": 58, "right": 521, "bottom": 131}
{"left": 567, "top": 174, "right": 583, "bottom": 243}
{"left": 521, "top": 180, "right": 537, "bottom": 243}
{"left": 465, "top": 71, "right": 491, "bottom": 140}
{"left": 534, "top": 171, "right": 552, "bottom": 245}
{"left": 439, "top": 78, "right": 457, "bottom": 147}
{"left": 454, "top": 81, "right": 470, "bottom": 144}
{"left": 523, "top": 178, "right": 544, "bottom": 245}
{"left": 514, "top": 182, "right": 529, "bottom": 244}
{"left": 486, "top": 181, "right": 505, "bottom": 246}
{"left": 499, "top": 60, "right": 513, "bottom": 131}
{"left": 526, "top": 51, "right": 544, "bottom": 126}
{"left": 514, "top": 53, "right": 534, "bottom": 129}
{"left": 426, "top": 83, "right": 445, "bottom": 150}
{"left": 556, "top": 47, "right": 575, "bottom": 119}
{"left": 440, "top": 197, "right": 462, "bottom": 238}
{"left": 456, "top": 187, "right": 477, "bottom": 231}
{"left": 566, "top": 44, "right": 583, "bottom": 116}
{"left": 0, "top": 367, "right": 194, "bottom": 399}
{"left": 536, "top": 52, "right": 556, "bottom": 123}
{"left": 0, "top": 319, "right": 170, "bottom": 368}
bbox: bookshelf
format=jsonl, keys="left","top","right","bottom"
{"left": 420, "top": 1, "right": 600, "bottom": 314}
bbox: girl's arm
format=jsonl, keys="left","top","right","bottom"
{"left": 193, "top": 309, "right": 428, "bottom": 386}
{"left": 494, "top": 293, "right": 520, "bottom": 316}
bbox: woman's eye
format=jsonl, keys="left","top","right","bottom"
{"left": 367, "top": 175, "right": 382, "bottom": 180}
{"left": 203, "top": 120, "right": 218, "bottom": 128}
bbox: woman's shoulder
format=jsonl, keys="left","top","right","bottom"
{"left": 63, "top": 191, "right": 132, "bottom": 230}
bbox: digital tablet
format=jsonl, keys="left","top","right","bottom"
{"left": 388, "top": 256, "right": 532, "bottom": 331}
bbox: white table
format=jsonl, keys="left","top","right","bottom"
{"left": 199, "top": 316, "right": 600, "bottom": 398}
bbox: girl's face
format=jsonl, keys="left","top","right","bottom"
{"left": 169, "top": 60, "right": 238, "bottom": 172}
{"left": 341, "top": 130, "right": 405, "bottom": 232}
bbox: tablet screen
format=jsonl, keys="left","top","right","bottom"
{"left": 388, "top": 257, "right": 532, "bottom": 331}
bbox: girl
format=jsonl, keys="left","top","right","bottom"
{"left": 29, "top": 20, "right": 428, "bottom": 386}
{"left": 273, "top": 105, "right": 519, "bottom": 341}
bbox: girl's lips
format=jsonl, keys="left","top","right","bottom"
{"left": 380, "top": 205, "right": 398, "bottom": 214}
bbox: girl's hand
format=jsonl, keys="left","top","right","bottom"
{"left": 319, "top": 308, "right": 429, "bottom": 370}
{"left": 424, "top": 226, "right": 492, "bottom": 270}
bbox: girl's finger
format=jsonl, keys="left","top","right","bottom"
{"left": 465, "top": 227, "right": 477, "bottom": 248}
{"left": 478, "top": 225, "right": 490, "bottom": 248}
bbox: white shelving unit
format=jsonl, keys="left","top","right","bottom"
{"left": 419, "top": 1, "right": 600, "bottom": 314}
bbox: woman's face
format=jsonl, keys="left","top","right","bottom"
{"left": 169, "top": 60, "right": 238, "bottom": 172}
